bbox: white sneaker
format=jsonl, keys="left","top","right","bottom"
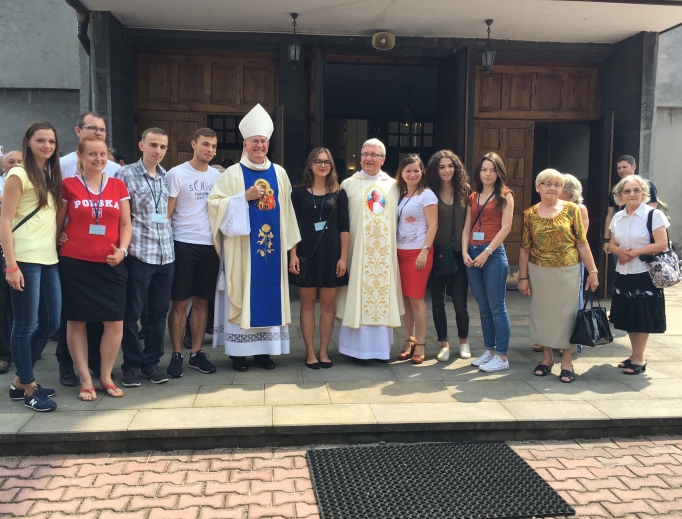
{"left": 459, "top": 342, "right": 471, "bottom": 359}
{"left": 471, "top": 351, "right": 494, "bottom": 366}
{"left": 479, "top": 356, "right": 510, "bottom": 372}
{"left": 436, "top": 348, "right": 451, "bottom": 362}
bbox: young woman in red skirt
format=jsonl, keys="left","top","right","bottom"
{"left": 395, "top": 156, "right": 438, "bottom": 364}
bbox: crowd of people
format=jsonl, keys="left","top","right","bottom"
{"left": 0, "top": 105, "right": 670, "bottom": 412}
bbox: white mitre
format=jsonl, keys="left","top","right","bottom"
{"left": 239, "top": 104, "right": 274, "bottom": 140}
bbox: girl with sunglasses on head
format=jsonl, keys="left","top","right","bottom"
{"left": 395, "top": 155, "right": 438, "bottom": 364}
{"left": 289, "top": 148, "right": 349, "bottom": 369}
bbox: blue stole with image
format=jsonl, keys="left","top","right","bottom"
{"left": 241, "top": 163, "right": 282, "bottom": 328}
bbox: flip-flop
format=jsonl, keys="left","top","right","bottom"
{"left": 78, "top": 387, "right": 97, "bottom": 401}
{"left": 97, "top": 383, "right": 125, "bottom": 398}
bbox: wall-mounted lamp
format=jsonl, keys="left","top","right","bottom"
{"left": 287, "top": 13, "right": 302, "bottom": 67}
{"left": 480, "top": 19, "right": 496, "bottom": 72}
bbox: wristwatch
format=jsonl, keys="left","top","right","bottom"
{"left": 121, "top": 248, "right": 129, "bottom": 258}
{"left": 588, "top": 269, "right": 598, "bottom": 274}
{"left": 422, "top": 245, "right": 431, "bottom": 251}
{"left": 485, "top": 247, "right": 493, "bottom": 255}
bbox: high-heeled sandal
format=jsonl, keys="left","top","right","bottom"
{"left": 411, "top": 343, "right": 426, "bottom": 364}
{"left": 397, "top": 337, "right": 416, "bottom": 360}
{"left": 623, "top": 363, "right": 647, "bottom": 375}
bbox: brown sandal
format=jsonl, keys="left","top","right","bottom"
{"left": 398, "top": 337, "right": 416, "bottom": 360}
{"left": 411, "top": 343, "right": 426, "bottom": 364}
{"left": 97, "top": 383, "right": 125, "bottom": 398}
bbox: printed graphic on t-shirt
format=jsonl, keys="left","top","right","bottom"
{"left": 188, "top": 178, "right": 215, "bottom": 201}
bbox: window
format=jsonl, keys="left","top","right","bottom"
{"left": 387, "top": 120, "right": 433, "bottom": 148}
{"left": 207, "top": 115, "right": 243, "bottom": 149}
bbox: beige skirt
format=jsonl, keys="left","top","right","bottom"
{"left": 529, "top": 262, "right": 580, "bottom": 349}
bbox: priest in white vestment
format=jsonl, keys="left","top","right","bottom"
{"left": 208, "top": 104, "right": 300, "bottom": 372}
{"left": 335, "top": 138, "right": 404, "bottom": 362}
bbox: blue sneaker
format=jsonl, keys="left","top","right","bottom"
{"left": 24, "top": 390, "right": 57, "bottom": 412}
{"left": 9, "top": 384, "right": 55, "bottom": 401}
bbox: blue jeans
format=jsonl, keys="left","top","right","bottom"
{"left": 121, "top": 256, "right": 174, "bottom": 371}
{"left": 466, "top": 244, "right": 511, "bottom": 355}
{"left": 9, "top": 262, "right": 62, "bottom": 384}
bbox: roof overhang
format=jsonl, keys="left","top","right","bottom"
{"left": 74, "top": 0, "right": 682, "bottom": 44}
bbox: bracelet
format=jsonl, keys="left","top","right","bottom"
{"left": 519, "top": 277, "right": 528, "bottom": 281}
{"left": 588, "top": 269, "right": 598, "bottom": 274}
{"left": 603, "top": 238, "right": 611, "bottom": 243}
{"left": 5, "top": 266, "right": 19, "bottom": 273}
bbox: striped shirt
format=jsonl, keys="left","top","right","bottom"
{"left": 115, "top": 159, "right": 174, "bottom": 265}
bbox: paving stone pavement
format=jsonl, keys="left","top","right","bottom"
{"left": 1, "top": 436, "right": 682, "bottom": 518}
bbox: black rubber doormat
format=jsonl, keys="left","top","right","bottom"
{"left": 307, "top": 442, "right": 575, "bottom": 519}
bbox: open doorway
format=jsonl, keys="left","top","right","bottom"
{"left": 323, "top": 63, "right": 438, "bottom": 180}
{"left": 532, "top": 122, "right": 591, "bottom": 206}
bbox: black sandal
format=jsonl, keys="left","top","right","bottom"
{"left": 618, "top": 359, "right": 633, "bottom": 369}
{"left": 559, "top": 368, "right": 575, "bottom": 383}
{"left": 623, "top": 363, "right": 647, "bottom": 375}
{"left": 534, "top": 362, "right": 554, "bottom": 377}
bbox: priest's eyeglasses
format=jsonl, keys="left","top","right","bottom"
{"left": 313, "top": 160, "right": 332, "bottom": 167}
{"left": 360, "top": 152, "right": 384, "bottom": 158}
{"left": 246, "top": 138, "right": 269, "bottom": 145}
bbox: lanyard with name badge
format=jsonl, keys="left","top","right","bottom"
{"left": 397, "top": 189, "right": 417, "bottom": 224}
{"left": 472, "top": 192, "right": 494, "bottom": 241}
{"left": 144, "top": 173, "right": 166, "bottom": 224}
{"left": 312, "top": 190, "right": 327, "bottom": 231}
{"left": 82, "top": 174, "right": 106, "bottom": 235}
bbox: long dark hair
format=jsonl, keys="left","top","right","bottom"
{"left": 21, "top": 121, "right": 62, "bottom": 210}
{"left": 425, "top": 150, "right": 469, "bottom": 205}
{"left": 395, "top": 155, "right": 428, "bottom": 200}
{"left": 472, "top": 152, "right": 509, "bottom": 212}
{"left": 297, "top": 147, "right": 340, "bottom": 193}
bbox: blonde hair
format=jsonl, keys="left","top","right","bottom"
{"left": 561, "top": 173, "right": 584, "bottom": 204}
{"left": 612, "top": 175, "right": 651, "bottom": 206}
{"left": 535, "top": 169, "right": 564, "bottom": 187}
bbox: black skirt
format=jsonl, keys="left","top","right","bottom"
{"left": 59, "top": 256, "right": 128, "bottom": 322}
{"left": 609, "top": 271, "right": 666, "bottom": 334}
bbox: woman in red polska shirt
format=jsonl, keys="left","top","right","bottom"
{"left": 57, "top": 137, "right": 132, "bottom": 401}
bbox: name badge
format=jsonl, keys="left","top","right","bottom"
{"left": 89, "top": 224, "right": 106, "bottom": 235}
{"left": 151, "top": 213, "right": 166, "bottom": 224}
{"left": 314, "top": 221, "right": 327, "bottom": 232}
{"left": 473, "top": 232, "right": 485, "bottom": 241}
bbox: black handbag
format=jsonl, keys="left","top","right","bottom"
{"left": 569, "top": 291, "right": 613, "bottom": 347}
{"left": 289, "top": 190, "right": 339, "bottom": 286}
{"left": 432, "top": 200, "right": 458, "bottom": 277}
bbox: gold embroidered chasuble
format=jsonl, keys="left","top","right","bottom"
{"left": 207, "top": 161, "right": 301, "bottom": 329}
{"left": 335, "top": 171, "right": 404, "bottom": 328}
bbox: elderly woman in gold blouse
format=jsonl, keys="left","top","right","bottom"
{"left": 518, "top": 169, "right": 599, "bottom": 383}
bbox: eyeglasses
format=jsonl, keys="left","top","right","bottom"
{"left": 539, "top": 182, "right": 562, "bottom": 189}
{"left": 313, "top": 160, "right": 332, "bottom": 167}
{"left": 360, "top": 152, "right": 384, "bottom": 158}
{"left": 622, "top": 188, "right": 643, "bottom": 195}
{"left": 246, "top": 138, "right": 269, "bottom": 145}
{"left": 80, "top": 125, "right": 107, "bottom": 134}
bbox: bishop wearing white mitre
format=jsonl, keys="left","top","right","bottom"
{"left": 335, "top": 138, "right": 404, "bottom": 362}
{"left": 208, "top": 104, "right": 300, "bottom": 372}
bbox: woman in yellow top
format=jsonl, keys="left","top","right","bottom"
{"left": 0, "top": 121, "right": 63, "bottom": 411}
{"left": 518, "top": 169, "right": 599, "bottom": 383}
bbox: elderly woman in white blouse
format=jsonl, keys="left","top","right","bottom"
{"left": 608, "top": 175, "right": 669, "bottom": 375}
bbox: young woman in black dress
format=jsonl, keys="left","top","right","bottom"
{"left": 289, "top": 148, "right": 349, "bottom": 369}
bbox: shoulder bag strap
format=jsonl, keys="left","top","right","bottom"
{"left": 12, "top": 206, "right": 40, "bottom": 233}
{"left": 450, "top": 197, "right": 457, "bottom": 248}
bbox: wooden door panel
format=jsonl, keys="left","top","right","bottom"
{"left": 473, "top": 119, "right": 534, "bottom": 266}
{"left": 243, "top": 67, "right": 267, "bottom": 105}
{"left": 146, "top": 64, "right": 171, "bottom": 102}
{"left": 508, "top": 74, "right": 532, "bottom": 111}
{"left": 211, "top": 66, "right": 237, "bottom": 105}
{"left": 178, "top": 65, "right": 204, "bottom": 102}
{"left": 535, "top": 75, "right": 562, "bottom": 111}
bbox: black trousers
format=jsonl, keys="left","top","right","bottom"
{"left": 0, "top": 274, "right": 12, "bottom": 362}
{"left": 430, "top": 251, "right": 470, "bottom": 342}
{"left": 121, "top": 256, "right": 174, "bottom": 371}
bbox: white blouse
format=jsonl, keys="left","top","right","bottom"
{"left": 610, "top": 203, "right": 669, "bottom": 275}
{"left": 396, "top": 189, "right": 438, "bottom": 250}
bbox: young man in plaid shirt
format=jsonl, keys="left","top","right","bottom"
{"left": 116, "top": 128, "right": 175, "bottom": 386}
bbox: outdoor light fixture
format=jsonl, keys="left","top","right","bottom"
{"left": 480, "top": 19, "right": 496, "bottom": 72}
{"left": 287, "top": 13, "right": 302, "bottom": 67}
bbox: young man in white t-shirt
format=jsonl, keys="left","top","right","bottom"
{"left": 166, "top": 128, "right": 221, "bottom": 378}
{"left": 56, "top": 112, "right": 121, "bottom": 387}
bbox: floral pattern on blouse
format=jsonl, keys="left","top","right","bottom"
{"left": 521, "top": 202, "right": 587, "bottom": 268}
